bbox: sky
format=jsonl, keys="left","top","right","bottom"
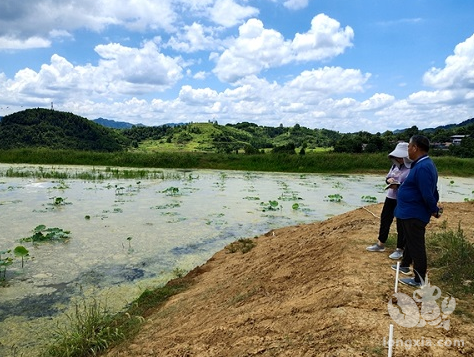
{"left": 1, "top": 0, "right": 474, "bottom": 133}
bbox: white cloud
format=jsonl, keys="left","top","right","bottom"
{"left": 359, "top": 93, "right": 395, "bottom": 111}
{"left": 0, "top": 0, "right": 177, "bottom": 49}
{"left": 166, "top": 23, "right": 219, "bottom": 53}
{"left": 283, "top": 0, "right": 309, "bottom": 11}
{"left": 291, "top": 14, "right": 354, "bottom": 62}
{"left": 179, "top": 85, "right": 218, "bottom": 105}
{"left": 213, "top": 14, "right": 354, "bottom": 83}
{"left": 287, "top": 67, "right": 370, "bottom": 95}
{"left": 213, "top": 18, "right": 291, "bottom": 82}
{"left": 423, "top": 34, "right": 474, "bottom": 90}
{"left": 2, "top": 40, "right": 183, "bottom": 107}
{"left": 95, "top": 41, "right": 183, "bottom": 89}
{"left": 209, "top": 0, "right": 259, "bottom": 27}
{"left": 0, "top": 36, "right": 51, "bottom": 50}
{"left": 193, "top": 71, "right": 208, "bottom": 80}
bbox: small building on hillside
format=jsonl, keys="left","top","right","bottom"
{"left": 451, "top": 135, "right": 469, "bottom": 145}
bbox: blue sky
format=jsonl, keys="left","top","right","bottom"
{"left": 1, "top": 0, "right": 473, "bottom": 133}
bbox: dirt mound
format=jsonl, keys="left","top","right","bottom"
{"left": 106, "top": 202, "right": 474, "bottom": 357}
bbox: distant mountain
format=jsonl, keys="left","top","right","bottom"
{"left": 92, "top": 118, "right": 187, "bottom": 129}
{"left": 422, "top": 117, "right": 474, "bottom": 133}
{"left": 92, "top": 117, "right": 145, "bottom": 129}
{"left": 0, "top": 109, "right": 129, "bottom": 151}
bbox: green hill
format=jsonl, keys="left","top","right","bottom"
{"left": 1, "top": 108, "right": 472, "bottom": 157}
{"left": 0, "top": 109, "right": 129, "bottom": 152}
{"left": 122, "top": 122, "right": 342, "bottom": 154}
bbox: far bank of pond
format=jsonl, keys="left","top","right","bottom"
{"left": 1, "top": 164, "right": 473, "bottom": 357}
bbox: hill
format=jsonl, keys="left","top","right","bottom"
{"left": 0, "top": 109, "right": 129, "bottom": 151}
{"left": 92, "top": 117, "right": 144, "bottom": 129}
{"left": 105, "top": 201, "right": 474, "bottom": 357}
{"left": 1, "top": 108, "right": 472, "bottom": 155}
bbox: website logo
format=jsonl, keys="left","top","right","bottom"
{"left": 387, "top": 276, "right": 456, "bottom": 330}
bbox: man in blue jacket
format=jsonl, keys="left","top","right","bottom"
{"left": 393, "top": 135, "right": 442, "bottom": 287}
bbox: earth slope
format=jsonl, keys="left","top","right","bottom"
{"left": 106, "top": 202, "right": 474, "bottom": 357}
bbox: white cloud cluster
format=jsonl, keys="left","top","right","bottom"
{"left": 0, "top": 0, "right": 473, "bottom": 133}
{"left": 213, "top": 14, "right": 354, "bottom": 82}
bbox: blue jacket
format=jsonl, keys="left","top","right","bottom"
{"left": 394, "top": 155, "right": 439, "bottom": 224}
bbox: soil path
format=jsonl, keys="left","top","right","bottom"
{"left": 106, "top": 202, "right": 474, "bottom": 357}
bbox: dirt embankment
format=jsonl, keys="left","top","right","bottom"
{"left": 106, "top": 202, "right": 474, "bottom": 357}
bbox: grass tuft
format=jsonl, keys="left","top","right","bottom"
{"left": 43, "top": 278, "right": 191, "bottom": 357}
{"left": 428, "top": 224, "right": 474, "bottom": 296}
{"left": 44, "top": 297, "right": 124, "bottom": 357}
{"left": 226, "top": 238, "right": 256, "bottom": 254}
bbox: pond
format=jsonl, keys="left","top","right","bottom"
{"left": 0, "top": 164, "right": 473, "bottom": 356}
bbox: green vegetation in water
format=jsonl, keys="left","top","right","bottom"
{"left": 361, "top": 195, "right": 378, "bottom": 203}
{"left": 20, "top": 225, "right": 71, "bottom": 243}
{"left": 13, "top": 245, "right": 29, "bottom": 268}
{"left": 260, "top": 200, "right": 281, "bottom": 212}
{"left": 0, "top": 249, "right": 13, "bottom": 282}
{"left": 1, "top": 246, "right": 30, "bottom": 283}
{"left": 325, "top": 193, "right": 343, "bottom": 202}
{"left": 161, "top": 187, "right": 180, "bottom": 196}
{"left": 50, "top": 196, "right": 70, "bottom": 206}
{"left": 52, "top": 180, "right": 70, "bottom": 190}
{"left": 1, "top": 164, "right": 186, "bottom": 181}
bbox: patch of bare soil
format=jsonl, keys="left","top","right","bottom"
{"left": 105, "top": 202, "right": 474, "bottom": 357}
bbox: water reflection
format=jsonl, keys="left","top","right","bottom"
{"left": 0, "top": 164, "right": 473, "bottom": 356}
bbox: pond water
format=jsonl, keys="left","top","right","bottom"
{"left": 0, "top": 164, "right": 473, "bottom": 356}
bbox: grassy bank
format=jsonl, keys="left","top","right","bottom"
{"left": 1, "top": 148, "right": 473, "bottom": 177}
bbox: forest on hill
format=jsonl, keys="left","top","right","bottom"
{"left": 1, "top": 108, "right": 473, "bottom": 157}
{"left": 0, "top": 109, "right": 128, "bottom": 152}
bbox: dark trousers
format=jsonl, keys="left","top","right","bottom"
{"left": 399, "top": 218, "right": 428, "bottom": 283}
{"left": 378, "top": 197, "right": 405, "bottom": 249}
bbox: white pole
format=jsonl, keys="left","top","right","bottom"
{"left": 394, "top": 261, "right": 400, "bottom": 293}
{"left": 388, "top": 324, "right": 394, "bottom": 357}
{"left": 389, "top": 262, "right": 400, "bottom": 356}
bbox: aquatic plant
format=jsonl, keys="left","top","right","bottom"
{"left": 0, "top": 249, "right": 13, "bottom": 281}
{"left": 151, "top": 203, "right": 181, "bottom": 209}
{"left": 260, "top": 200, "right": 281, "bottom": 212}
{"left": 20, "top": 225, "right": 71, "bottom": 243}
{"left": 125, "top": 237, "right": 134, "bottom": 253}
{"left": 52, "top": 180, "right": 70, "bottom": 190}
{"left": 361, "top": 195, "right": 377, "bottom": 203}
{"left": 50, "top": 196, "right": 69, "bottom": 206}
{"left": 325, "top": 193, "right": 343, "bottom": 202}
{"left": 13, "top": 245, "right": 29, "bottom": 268}
{"left": 161, "top": 187, "right": 180, "bottom": 196}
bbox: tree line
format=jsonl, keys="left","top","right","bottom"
{"left": 0, "top": 109, "right": 473, "bottom": 158}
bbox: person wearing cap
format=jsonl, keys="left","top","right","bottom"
{"left": 366, "top": 142, "right": 411, "bottom": 259}
{"left": 393, "top": 135, "right": 442, "bottom": 288}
